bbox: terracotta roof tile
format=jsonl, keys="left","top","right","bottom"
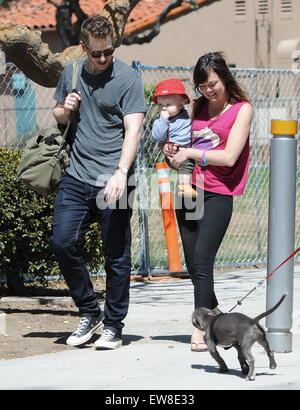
{"left": 0, "top": 0, "right": 212, "bottom": 34}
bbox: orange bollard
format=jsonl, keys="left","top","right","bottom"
{"left": 156, "top": 162, "right": 182, "bottom": 272}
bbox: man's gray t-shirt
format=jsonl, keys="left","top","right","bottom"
{"left": 54, "top": 58, "right": 146, "bottom": 186}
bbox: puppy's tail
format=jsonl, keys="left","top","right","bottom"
{"left": 253, "top": 293, "right": 287, "bottom": 324}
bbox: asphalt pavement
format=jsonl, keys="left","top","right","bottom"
{"left": 0, "top": 265, "right": 300, "bottom": 391}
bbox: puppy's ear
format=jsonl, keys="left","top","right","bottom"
{"left": 192, "top": 315, "right": 200, "bottom": 329}
{"left": 192, "top": 310, "right": 199, "bottom": 328}
{"left": 192, "top": 308, "right": 205, "bottom": 330}
{"left": 212, "top": 307, "right": 222, "bottom": 315}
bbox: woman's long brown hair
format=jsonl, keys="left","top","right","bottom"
{"left": 192, "top": 52, "right": 250, "bottom": 119}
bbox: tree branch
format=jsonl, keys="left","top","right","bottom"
{"left": 122, "top": 0, "right": 197, "bottom": 45}
{"left": 47, "top": 0, "right": 88, "bottom": 48}
{"left": 102, "top": 0, "right": 141, "bottom": 47}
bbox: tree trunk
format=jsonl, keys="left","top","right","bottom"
{"left": 0, "top": 21, "right": 85, "bottom": 87}
{"left": 102, "top": 0, "right": 141, "bottom": 48}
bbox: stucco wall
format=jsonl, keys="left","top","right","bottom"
{"left": 116, "top": 0, "right": 256, "bottom": 67}
{"left": 116, "top": 0, "right": 299, "bottom": 69}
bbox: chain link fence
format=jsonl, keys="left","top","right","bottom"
{"left": 1, "top": 62, "right": 299, "bottom": 275}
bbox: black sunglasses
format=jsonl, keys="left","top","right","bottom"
{"left": 88, "top": 48, "right": 115, "bottom": 59}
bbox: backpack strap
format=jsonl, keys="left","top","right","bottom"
{"left": 71, "top": 60, "right": 80, "bottom": 91}
{"left": 61, "top": 61, "right": 80, "bottom": 142}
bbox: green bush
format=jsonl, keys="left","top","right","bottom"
{"left": 0, "top": 147, "right": 104, "bottom": 283}
{"left": 144, "top": 84, "right": 155, "bottom": 104}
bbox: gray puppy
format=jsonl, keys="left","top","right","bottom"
{"left": 192, "top": 294, "right": 286, "bottom": 381}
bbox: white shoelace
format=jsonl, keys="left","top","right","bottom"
{"left": 100, "top": 328, "right": 115, "bottom": 341}
{"left": 73, "top": 316, "right": 89, "bottom": 336}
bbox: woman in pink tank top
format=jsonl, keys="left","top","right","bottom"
{"left": 164, "top": 52, "right": 253, "bottom": 352}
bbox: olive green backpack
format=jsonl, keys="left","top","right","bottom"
{"left": 17, "top": 61, "right": 79, "bottom": 195}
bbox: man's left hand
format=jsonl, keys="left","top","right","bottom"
{"left": 103, "top": 171, "right": 127, "bottom": 204}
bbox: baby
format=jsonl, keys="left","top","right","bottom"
{"left": 151, "top": 78, "right": 197, "bottom": 198}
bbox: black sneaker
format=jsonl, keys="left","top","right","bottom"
{"left": 66, "top": 312, "right": 104, "bottom": 347}
{"left": 94, "top": 327, "right": 122, "bottom": 350}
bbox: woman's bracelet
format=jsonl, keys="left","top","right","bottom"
{"left": 200, "top": 150, "right": 208, "bottom": 166}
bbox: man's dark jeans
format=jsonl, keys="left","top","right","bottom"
{"left": 51, "top": 174, "right": 133, "bottom": 332}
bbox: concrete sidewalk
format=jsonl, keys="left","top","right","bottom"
{"left": 0, "top": 266, "right": 300, "bottom": 390}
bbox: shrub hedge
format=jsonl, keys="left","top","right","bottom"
{"left": 0, "top": 147, "right": 104, "bottom": 283}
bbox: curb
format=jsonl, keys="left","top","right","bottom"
{"left": 0, "top": 296, "right": 75, "bottom": 308}
{"left": 0, "top": 309, "right": 7, "bottom": 336}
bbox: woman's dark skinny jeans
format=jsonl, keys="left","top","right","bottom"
{"left": 176, "top": 190, "right": 233, "bottom": 310}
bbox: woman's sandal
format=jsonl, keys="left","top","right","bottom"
{"left": 191, "top": 342, "right": 208, "bottom": 352}
{"left": 191, "top": 326, "right": 207, "bottom": 352}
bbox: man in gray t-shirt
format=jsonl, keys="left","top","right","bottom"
{"left": 52, "top": 15, "right": 146, "bottom": 350}
{"left": 54, "top": 57, "right": 145, "bottom": 187}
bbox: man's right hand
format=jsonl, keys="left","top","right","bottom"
{"left": 64, "top": 91, "right": 81, "bottom": 112}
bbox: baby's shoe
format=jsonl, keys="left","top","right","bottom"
{"left": 178, "top": 184, "right": 198, "bottom": 198}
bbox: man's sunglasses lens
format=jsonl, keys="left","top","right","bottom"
{"left": 90, "top": 49, "right": 114, "bottom": 58}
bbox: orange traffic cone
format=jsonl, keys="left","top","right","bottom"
{"left": 156, "top": 162, "right": 182, "bottom": 272}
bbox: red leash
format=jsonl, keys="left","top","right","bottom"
{"left": 265, "top": 246, "right": 300, "bottom": 280}
{"left": 228, "top": 246, "right": 300, "bottom": 312}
